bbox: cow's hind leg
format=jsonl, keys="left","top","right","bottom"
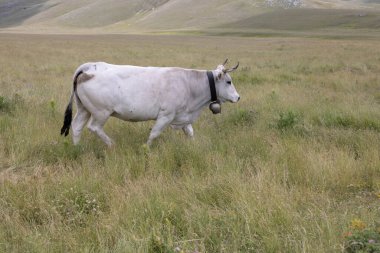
{"left": 147, "top": 113, "right": 175, "bottom": 146}
{"left": 87, "top": 114, "right": 114, "bottom": 147}
{"left": 72, "top": 103, "right": 90, "bottom": 145}
{"left": 182, "top": 124, "right": 194, "bottom": 138}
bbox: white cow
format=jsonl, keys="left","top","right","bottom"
{"left": 61, "top": 59, "right": 240, "bottom": 147}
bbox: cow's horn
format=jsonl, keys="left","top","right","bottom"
{"left": 225, "top": 62, "right": 239, "bottom": 73}
{"left": 222, "top": 58, "right": 229, "bottom": 66}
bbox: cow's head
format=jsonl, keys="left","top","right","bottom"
{"left": 214, "top": 59, "right": 240, "bottom": 104}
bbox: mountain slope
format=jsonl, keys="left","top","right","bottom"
{"left": 220, "top": 8, "right": 380, "bottom": 31}
{"left": 0, "top": 0, "right": 49, "bottom": 28}
{"left": 18, "top": 0, "right": 171, "bottom": 27}
{"left": 0, "top": 0, "right": 379, "bottom": 32}
{"left": 109, "top": 0, "right": 264, "bottom": 31}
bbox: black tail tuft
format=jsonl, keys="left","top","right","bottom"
{"left": 60, "top": 70, "right": 84, "bottom": 137}
{"left": 61, "top": 103, "right": 72, "bottom": 136}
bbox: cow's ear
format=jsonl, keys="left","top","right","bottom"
{"left": 215, "top": 70, "right": 223, "bottom": 81}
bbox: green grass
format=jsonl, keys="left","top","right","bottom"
{"left": 0, "top": 33, "right": 379, "bottom": 252}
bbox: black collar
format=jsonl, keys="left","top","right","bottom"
{"left": 206, "top": 71, "right": 217, "bottom": 102}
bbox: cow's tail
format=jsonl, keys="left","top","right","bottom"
{"left": 60, "top": 69, "right": 84, "bottom": 137}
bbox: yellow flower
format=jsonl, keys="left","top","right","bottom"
{"left": 351, "top": 218, "right": 366, "bottom": 230}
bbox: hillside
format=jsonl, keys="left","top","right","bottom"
{"left": 0, "top": 0, "right": 380, "bottom": 33}
{"left": 219, "top": 8, "right": 380, "bottom": 31}
{"left": 0, "top": 0, "right": 171, "bottom": 28}
{"left": 0, "top": 0, "right": 48, "bottom": 28}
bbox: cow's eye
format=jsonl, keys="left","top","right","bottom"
{"left": 227, "top": 81, "right": 231, "bottom": 85}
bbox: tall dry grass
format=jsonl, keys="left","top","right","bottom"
{"left": 0, "top": 34, "right": 379, "bottom": 252}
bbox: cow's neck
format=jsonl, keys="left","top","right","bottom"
{"left": 188, "top": 70, "right": 215, "bottom": 112}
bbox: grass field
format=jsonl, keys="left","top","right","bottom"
{"left": 0, "top": 33, "right": 379, "bottom": 252}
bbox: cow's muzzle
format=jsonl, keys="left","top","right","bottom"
{"left": 230, "top": 95, "right": 240, "bottom": 103}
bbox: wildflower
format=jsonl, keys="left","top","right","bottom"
{"left": 351, "top": 218, "right": 366, "bottom": 230}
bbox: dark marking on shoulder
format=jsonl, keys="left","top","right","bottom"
{"left": 77, "top": 72, "right": 94, "bottom": 85}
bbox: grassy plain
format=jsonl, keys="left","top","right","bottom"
{"left": 0, "top": 33, "right": 379, "bottom": 252}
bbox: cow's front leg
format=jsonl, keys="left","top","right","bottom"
{"left": 182, "top": 124, "right": 194, "bottom": 138}
{"left": 147, "top": 113, "right": 175, "bottom": 146}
